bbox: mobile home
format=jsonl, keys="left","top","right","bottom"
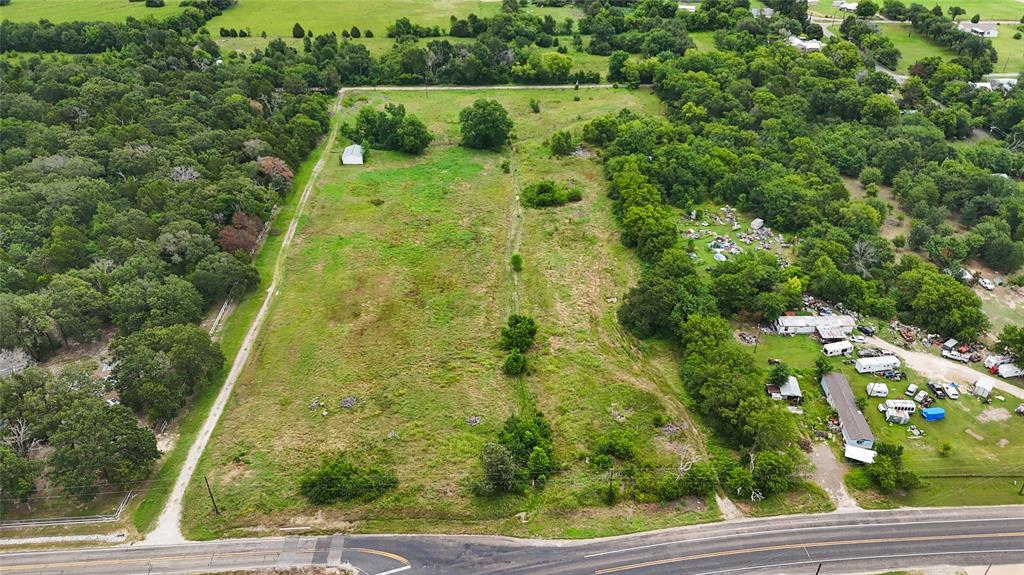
{"left": 822, "top": 340, "right": 854, "bottom": 357}
{"left": 855, "top": 356, "right": 901, "bottom": 374}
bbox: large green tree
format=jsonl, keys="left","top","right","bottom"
{"left": 459, "top": 99, "right": 513, "bottom": 151}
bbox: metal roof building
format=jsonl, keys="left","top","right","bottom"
{"left": 821, "top": 372, "right": 874, "bottom": 449}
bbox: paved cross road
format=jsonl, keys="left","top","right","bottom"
{"left": 4, "top": 506, "right": 1023, "bottom": 575}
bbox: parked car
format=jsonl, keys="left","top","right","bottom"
{"left": 857, "top": 325, "right": 876, "bottom": 336}
{"left": 913, "top": 390, "right": 928, "bottom": 403}
{"left": 927, "top": 382, "right": 947, "bottom": 399}
{"left": 979, "top": 278, "right": 995, "bottom": 291}
{"left": 851, "top": 335, "right": 867, "bottom": 344}
{"left": 904, "top": 383, "right": 919, "bottom": 397}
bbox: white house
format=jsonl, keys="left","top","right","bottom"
{"left": 959, "top": 22, "right": 998, "bottom": 38}
{"left": 775, "top": 314, "right": 857, "bottom": 335}
{"left": 838, "top": 2, "right": 859, "bottom": 13}
{"left": 787, "top": 36, "right": 823, "bottom": 52}
{"left": 678, "top": 4, "right": 697, "bottom": 13}
{"left": 752, "top": 7, "right": 774, "bottom": 17}
{"left": 822, "top": 340, "right": 854, "bottom": 357}
{"left": 855, "top": 355, "right": 901, "bottom": 374}
{"left": 342, "top": 144, "right": 364, "bottom": 165}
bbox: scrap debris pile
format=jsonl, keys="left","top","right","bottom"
{"left": 684, "top": 206, "right": 791, "bottom": 263}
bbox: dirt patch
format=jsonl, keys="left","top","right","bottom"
{"left": 965, "top": 428, "right": 985, "bottom": 441}
{"left": 977, "top": 407, "right": 1012, "bottom": 423}
{"left": 998, "top": 438, "right": 1010, "bottom": 448}
{"left": 806, "top": 442, "right": 860, "bottom": 510}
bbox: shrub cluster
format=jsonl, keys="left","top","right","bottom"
{"left": 299, "top": 452, "right": 398, "bottom": 504}
{"left": 521, "top": 180, "right": 582, "bottom": 208}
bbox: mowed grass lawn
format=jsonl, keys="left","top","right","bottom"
{"left": 205, "top": 0, "right": 579, "bottom": 40}
{"left": 874, "top": 23, "right": 1023, "bottom": 75}
{"left": 0, "top": 0, "right": 183, "bottom": 22}
{"left": 181, "top": 88, "right": 725, "bottom": 539}
{"left": 814, "top": 1, "right": 1023, "bottom": 20}
{"left": 751, "top": 334, "right": 1024, "bottom": 506}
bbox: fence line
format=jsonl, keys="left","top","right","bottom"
{"left": 0, "top": 490, "right": 132, "bottom": 529}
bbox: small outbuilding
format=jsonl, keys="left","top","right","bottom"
{"left": 921, "top": 407, "right": 945, "bottom": 421}
{"left": 974, "top": 377, "right": 996, "bottom": 399}
{"left": 941, "top": 338, "right": 959, "bottom": 352}
{"left": 885, "top": 410, "right": 911, "bottom": 425}
{"left": 822, "top": 340, "right": 854, "bottom": 357}
{"left": 342, "top": 144, "right": 364, "bottom": 165}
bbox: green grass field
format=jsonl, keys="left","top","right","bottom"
{"left": 179, "top": 87, "right": 732, "bottom": 539}
{"left": 204, "top": 0, "right": 581, "bottom": 41}
{"left": 814, "top": 1, "right": 1023, "bottom": 20}
{"left": 873, "top": 23, "right": 1023, "bottom": 75}
{"left": 0, "top": 0, "right": 184, "bottom": 22}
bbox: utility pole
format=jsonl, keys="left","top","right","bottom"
{"left": 204, "top": 474, "right": 220, "bottom": 515}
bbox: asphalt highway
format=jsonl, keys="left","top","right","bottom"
{"left": 3, "top": 506, "right": 1023, "bottom": 575}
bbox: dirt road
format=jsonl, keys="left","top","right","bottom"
{"left": 868, "top": 337, "right": 1024, "bottom": 400}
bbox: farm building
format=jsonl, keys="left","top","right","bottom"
{"left": 341, "top": 144, "right": 364, "bottom": 165}
{"left": 974, "top": 377, "right": 996, "bottom": 399}
{"left": 767, "top": 375, "right": 803, "bottom": 404}
{"left": 820, "top": 372, "right": 874, "bottom": 449}
{"left": 775, "top": 314, "right": 856, "bottom": 336}
{"left": 855, "top": 356, "right": 901, "bottom": 374}
{"left": 822, "top": 340, "right": 853, "bottom": 357}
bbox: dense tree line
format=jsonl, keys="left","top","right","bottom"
{"left": 880, "top": 0, "right": 998, "bottom": 78}
{"left": 1, "top": 365, "right": 160, "bottom": 502}
{"left": 0, "top": 6, "right": 332, "bottom": 504}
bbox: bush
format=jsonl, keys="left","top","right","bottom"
{"left": 530, "top": 99, "right": 541, "bottom": 113}
{"left": 500, "top": 314, "right": 537, "bottom": 352}
{"left": 298, "top": 453, "right": 397, "bottom": 504}
{"left": 480, "top": 443, "right": 519, "bottom": 494}
{"left": 145, "top": 0, "right": 165, "bottom": 6}
{"left": 502, "top": 349, "right": 527, "bottom": 375}
{"left": 844, "top": 468, "right": 873, "bottom": 491}
{"left": 859, "top": 166, "right": 883, "bottom": 187}
{"left": 550, "top": 131, "right": 574, "bottom": 156}
{"left": 521, "top": 180, "right": 581, "bottom": 208}
{"left": 510, "top": 253, "right": 523, "bottom": 271}
{"left": 682, "top": 461, "right": 717, "bottom": 496}
{"left": 292, "top": 23, "right": 305, "bottom": 38}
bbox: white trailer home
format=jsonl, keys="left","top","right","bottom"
{"left": 855, "top": 356, "right": 901, "bottom": 374}
{"left": 775, "top": 315, "right": 856, "bottom": 336}
{"left": 822, "top": 340, "right": 854, "bottom": 357}
{"left": 998, "top": 363, "right": 1024, "bottom": 378}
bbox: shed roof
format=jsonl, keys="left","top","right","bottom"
{"left": 780, "top": 375, "right": 802, "bottom": 398}
{"left": 777, "top": 315, "right": 856, "bottom": 329}
{"left": 821, "top": 372, "right": 874, "bottom": 443}
{"left": 844, "top": 444, "right": 876, "bottom": 464}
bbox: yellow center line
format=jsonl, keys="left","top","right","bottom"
{"left": 346, "top": 546, "right": 412, "bottom": 565}
{"left": 594, "top": 531, "right": 1024, "bottom": 574}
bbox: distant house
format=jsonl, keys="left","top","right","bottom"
{"left": 342, "top": 144, "right": 364, "bottom": 165}
{"left": 821, "top": 372, "right": 875, "bottom": 449}
{"left": 775, "top": 314, "right": 856, "bottom": 336}
{"left": 787, "top": 36, "right": 823, "bottom": 52}
{"left": 837, "top": 2, "right": 859, "bottom": 12}
{"left": 767, "top": 375, "right": 804, "bottom": 404}
{"left": 751, "top": 7, "right": 774, "bottom": 17}
{"left": 677, "top": 4, "right": 697, "bottom": 13}
{"left": 959, "top": 22, "right": 998, "bottom": 38}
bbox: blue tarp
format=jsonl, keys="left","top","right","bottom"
{"left": 921, "top": 407, "right": 945, "bottom": 421}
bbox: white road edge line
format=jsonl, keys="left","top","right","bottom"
{"left": 582, "top": 516, "right": 1024, "bottom": 558}
{"left": 682, "top": 548, "right": 1024, "bottom": 575}
{"left": 375, "top": 565, "right": 411, "bottom": 575}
